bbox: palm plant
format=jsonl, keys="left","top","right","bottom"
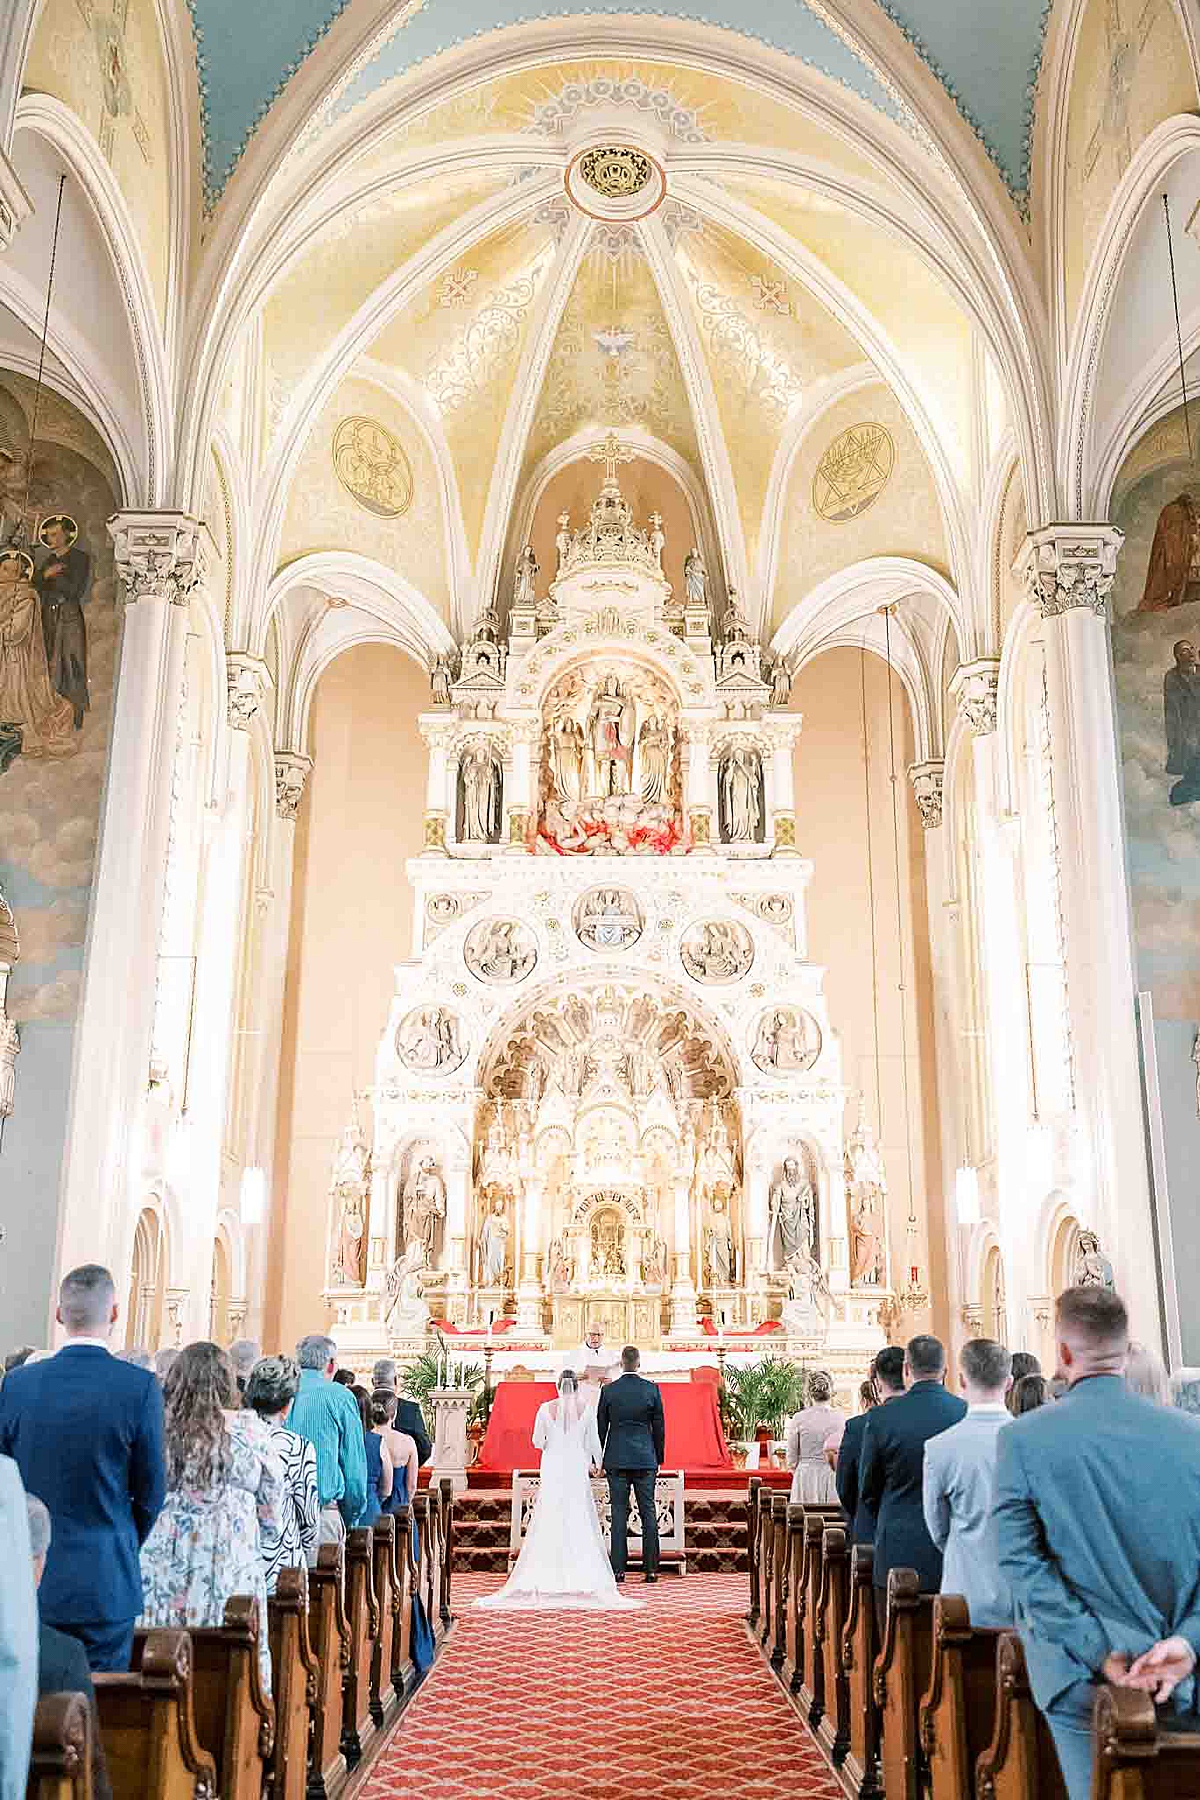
{"left": 722, "top": 1356, "right": 809, "bottom": 1440}
{"left": 400, "top": 1346, "right": 487, "bottom": 1430}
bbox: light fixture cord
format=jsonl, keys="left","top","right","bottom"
{"left": 21, "top": 174, "right": 67, "bottom": 535}
{"left": 860, "top": 644, "right": 884, "bottom": 1139}
{"left": 883, "top": 605, "right": 918, "bottom": 1229}
{"left": 1163, "top": 193, "right": 1193, "bottom": 462}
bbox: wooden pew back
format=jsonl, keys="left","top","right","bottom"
{"left": 872, "top": 1568, "right": 934, "bottom": 1800}
{"left": 438, "top": 1478, "right": 455, "bottom": 1626}
{"left": 799, "top": 1507, "right": 841, "bottom": 1725}
{"left": 1093, "top": 1685, "right": 1200, "bottom": 1800}
{"left": 135, "top": 1599, "right": 273, "bottom": 1800}
{"left": 784, "top": 1504, "right": 805, "bottom": 1693}
{"left": 747, "top": 1477, "right": 763, "bottom": 1625}
{"left": 389, "top": 1506, "right": 415, "bottom": 1700}
{"left": 95, "top": 1630, "right": 217, "bottom": 1800}
{"left": 370, "top": 1517, "right": 398, "bottom": 1727}
{"left": 919, "top": 1596, "right": 1002, "bottom": 1800}
{"left": 770, "top": 1494, "right": 790, "bottom": 1666}
{"left": 842, "top": 1544, "right": 881, "bottom": 1800}
{"left": 976, "top": 1632, "right": 1067, "bottom": 1800}
{"left": 340, "top": 1529, "right": 378, "bottom": 1769}
{"left": 267, "top": 1568, "right": 319, "bottom": 1800}
{"left": 306, "top": 1544, "right": 349, "bottom": 1800}
{"left": 29, "top": 1693, "right": 93, "bottom": 1800}
{"left": 816, "top": 1521, "right": 851, "bottom": 1766}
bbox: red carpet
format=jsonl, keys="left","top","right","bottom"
{"left": 360, "top": 1573, "right": 844, "bottom": 1800}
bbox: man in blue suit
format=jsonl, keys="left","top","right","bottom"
{"left": 858, "top": 1333, "right": 967, "bottom": 1626}
{"left": 836, "top": 1350, "right": 899, "bottom": 1544}
{"left": 996, "top": 1284, "right": 1200, "bottom": 1800}
{"left": 0, "top": 1264, "right": 166, "bottom": 1673}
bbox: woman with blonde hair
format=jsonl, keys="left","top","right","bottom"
{"left": 786, "top": 1370, "right": 844, "bottom": 1505}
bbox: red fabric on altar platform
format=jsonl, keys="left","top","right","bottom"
{"left": 478, "top": 1379, "right": 733, "bottom": 1475}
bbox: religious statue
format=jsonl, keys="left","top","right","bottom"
{"left": 719, "top": 746, "right": 763, "bottom": 842}
{"left": 590, "top": 1208, "right": 626, "bottom": 1279}
{"left": 555, "top": 512, "right": 572, "bottom": 573}
{"left": 0, "top": 1010, "right": 18, "bottom": 1120}
{"left": 396, "top": 1005, "right": 466, "bottom": 1075}
{"left": 430, "top": 653, "right": 454, "bottom": 706}
{"left": 684, "top": 546, "right": 708, "bottom": 611}
{"left": 401, "top": 1153, "right": 447, "bottom": 1266}
{"left": 649, "top": 512, "right": 665, "bottom": 568}
{"left": 751, "top": 1006, "right": 821, "bottom": 1074}
{"left": 704, "top": 1193, "right": 734, "bottom": 1288}
{"left": 513, "top": 542, "right": 538, "bottom": 609}
{"left": 768, "top": 1155, "right": 816, "bottom": 1271}
{"left": 586, "top": 675, "right": 636, "bottom": 798}
{"left": 465, "top": 917, "right": 537, "bottom": 984}
{"left": 547, "top": 1235, "right": 573, "bottom": 1294}
{"left": 551, "top": 714, "right": 584, "bottom": 801}
{"left": 637, "top": 712, "right": 672, "bottom": 803}
{"left": 1074, "top": 1230, "right": 1115, "bottom": 1289}
{"left": 574, "top": 887, "right": 642, "bottom": 951}
{"left": 384, "top": 1241, "right": 431, "bottom": 1338}
{"left": 768, "top": 651, "right": 792, "bottom": 708}
{"left": 681, "top": 919, "right": 754, "bottom": 984}
{"left": 478, "top": 1197, "right": 510, "bottom": 1287}
{"left": 329, "top": 1113, "right": 370, "bottom": 1287}
{"left": 460, "top": 743, "right": 502, "bottom": 842}
{"left": 643, "top": 1234, "right": 668, "bottom": 1289}
{"left": 780, "top": 1253, "right": 830, "bottom": 1333}
{"left": 845, "top": 1107, "right": 886, "bottom": 1285}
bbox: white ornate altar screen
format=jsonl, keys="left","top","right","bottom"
{"left": 324, "top": 468, "right": 889, "bottom": 1372}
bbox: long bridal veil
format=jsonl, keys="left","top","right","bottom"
{"left": 476, "top": 1373, "right": 643, "bottom": 1612}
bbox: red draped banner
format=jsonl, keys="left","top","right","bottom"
{"left": 477, "top": 1379, "right": 733, "bottom": 1475}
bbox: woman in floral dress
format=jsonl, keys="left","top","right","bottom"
{"left": 139, "top": 1342, "right": 284, "bottom": 1689}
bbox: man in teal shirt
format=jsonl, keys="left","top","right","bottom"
{"left": 289, "top": 1335, "right": 367, "bottom": 1550}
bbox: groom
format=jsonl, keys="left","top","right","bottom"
{"left": 597, "top": 1345, "right": 666, "bottom": 1583}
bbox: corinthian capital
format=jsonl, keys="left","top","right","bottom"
{"left": 950, "top": 659, "right": 1001, "bottom": 736}
{"left": 107, "top": 511, "right": 214, "bottom": 606}
{"left": 907, "top": 760, "right": 945, "bottom": 829}
{"left": 226, "top": 653, "right": 270, "bottom": 731}
{"left": 1019, "top": 523, "right": 1124, "bottom": 621}
{"left": 274, "top": 752, "right": 313, "bottom": 820}
{"left": 0, "top": 149, "right": 32, "bottom": 252}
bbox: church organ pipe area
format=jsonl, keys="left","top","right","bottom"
{"left": 323, "top": 471, "right": 889, "bottom": 1368}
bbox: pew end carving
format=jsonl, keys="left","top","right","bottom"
{"left": 29, "top": 1692, "right": 94, "bottom": 1800}
{"left": 975, "top": 1632, "right": 1067, "bottom": 1800}
{"left": 95, "top": 1629, "right": 217, "bottom": 1800}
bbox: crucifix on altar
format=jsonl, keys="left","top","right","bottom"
{"left": 587, "top": 431, "right": 637, "bottom": 489}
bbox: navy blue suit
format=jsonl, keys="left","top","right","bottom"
{"left": 834, "top": 1408, "right": 875, "bottom": 1545}
{"left": 858, "top": 1378, "right": 967, "bottom": 1594}
{"left": 0, "top": 1346, "right": 165, "bottom": 1671}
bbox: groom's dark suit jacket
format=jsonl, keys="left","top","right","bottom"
{"left": 597, "top": 1372, "right": 665, "bottom": 1472}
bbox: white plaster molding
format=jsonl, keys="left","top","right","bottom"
{"left": 1018, "top": 523, "right": 1124, "bottom": 622}
{"left": 951, "top": 657, "right": 1002, "bottom": 736}
{"left": 109, "top": 511, "right": 214, "bottom": 603}
{"left": 226, "top": 652, "right": 271, "bottom": 731}
{"left": 907, "top": 759, "right": 945, "bottom": 829}
{"left": 0, "top": 144, "right": 31, "bottom": 249}
{"left": 1091, "top": 308, "right": 1200, "bottom": 520}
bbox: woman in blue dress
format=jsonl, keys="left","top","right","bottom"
{"left": 369, "top": 1390, "right": 433, "bottom": 1672}
{"left": 352, "top": 1386, "right": 392, "bottom": 1526}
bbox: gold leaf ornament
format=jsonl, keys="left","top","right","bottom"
{"left": 332, "top": 416, "right": 414, "bottom": 518}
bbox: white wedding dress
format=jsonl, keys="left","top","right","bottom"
{"left": 476, "top": 1395, "right": 643, "bottom": 1611}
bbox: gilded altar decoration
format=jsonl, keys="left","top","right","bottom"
{"left": 574, "top": 888, "right": 643, "bottom": 952}
{"left": 396, "top": 1006, "right": 467, "bottom": 1075}
{"left": 465, "top": 918, "right": 538, "bottom": 984}
{"left": 812, "top": 422, "right": 895, "bottom": 522}
{"left": 680, "top": 919, "right": 754, "bottom": 984}
{"left": 331, "top": 416, "right": 414, "bottom": 518}
{"left": 578, "top": 146, "right": 654, "bottom": 199}
{"left": 750, "top": 1006, "right": 822, "bottom": 1074}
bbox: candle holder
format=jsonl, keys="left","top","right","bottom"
{"left": 482, "top": 1342, "right": 496, "bottom": 1424}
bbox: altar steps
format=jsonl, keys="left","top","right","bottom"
{"left": 450, "top": 1487, "right": 753, "bottom": 1574}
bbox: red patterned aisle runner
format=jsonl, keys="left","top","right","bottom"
{"left": 360, "top": 1573, "right": 845, "bottom": 1800}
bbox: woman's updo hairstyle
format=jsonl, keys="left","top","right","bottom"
{"left": 809, "top": 1370, "right": 834, "bottom": 1404}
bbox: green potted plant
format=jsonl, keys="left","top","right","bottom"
{"left": 723, "top": 1357, "right": 808, "bottom": 1462}
{"left": 400, "top": 1347, "right": 487, "bottom": 1440}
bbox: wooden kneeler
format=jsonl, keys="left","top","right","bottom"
{"left": 28, "top": 1693, "right": 94, "bottom": 1800}
{"left": 307, "top": 1544, "right": 350, "bottom": 1800}
{"left": 841, "top": 1545, "right": 882, "bottom": 1800}
{"left": 872, "top": 1568, "right": 933, "bottom": 1800}
{"left": 95, "top": 1629, "right": 217, "bottom": 1800}
{"left": 919, "top": 1596, "right": 1002, "bottom": 1800}
{"left": 975, "top": 1633, "right": 1066, "bottom": 1800}
{"left": 267, "top": 1569, "right": 320, "bottom": 1800}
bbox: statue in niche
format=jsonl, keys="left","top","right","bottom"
{"left": 1074, "top": 1230, "right": 1115, "bottom": 1289}
{"left": 750, "top": 1006, "right": 821, "bottom": 1074}
{"left": 460, "top": 743, "right": 502, "bottom": 842}
{"left": 643, "top": 1234, "right": 668, "bottom": 1289}
{"left": 846, "top": 1107, "right": 886, "bottom": 1285}
{"left": 384, "top": 1241, "right": 431, "bottom": 1337}
{"left": 780, "top": 1253, "right": 830, "bottom": 1334}
{"left": 555, "top": 512, "right": 571, "bottom": 573}
{"left": 704, "top": 1192, "right": 735, "bottom": 1289}
{"left": 684, "top": 547, "right": 708, "bottom": 611}
{"left": 649, "top": 512, "right": 665, "bottom": 568}
{"left": 586, "top": 674, "right": 636, "bottom": 798}
{"left": 465, "top": 917, "right": 537, "bottom": 984}
{"left": 719, "top": 746, "right": 763, "bottom": 843}
{"left": 574, "top": 887, "right": 643, "bottom": 952}
{"left": 768, "top": 652, "right": 792, "bottom": 708}
{"left": 329, "top": 1113, "right": 370, "bottom": 1287}
{"left": 551, "top": 715, "right": 585, "bottom": 801}
{"left": 0, "top": 1011, "right": 18, "bottom": 1120}
{"left": 478, "top": 1196, "right": 511, "bottom": 1287}
{"left": 547, "top": 1236, "right": 573, "bottom": 1294}
{"left": 401, "top": 1153, "right": 446, "bottom": 1266}
{"left": 396, "top": 1005, "right": 466, "bottom": 1075}
{"left": 637, "top": 712, "right": 673, "bottom": 803}
{"left": 430, "top": 654, "right": 455, "bottom": 706}
{"left": 590, "top": 1207, "right": 626, "bottom": 1280}
{"left": 694, "top": 1102, "right": 737, "bottom": 1196}
{"left": 681, "top": 919, "right": 754, "bottom": 984}
{"left": 513, "top": 543, "right": 538, "bottom": 609}
{"left": 768, "top": 1155, "right": 816, "bottom": 1272}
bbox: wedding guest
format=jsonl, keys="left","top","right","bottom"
{"left": 1007, "top": 1351, "right": 1041, "bottom": 1414}
{"left": 153, "top": 1348, "right": 178, "bottom": 1384}
{"left": 1171, "top": 1368, "right": 1200, "bottom": 1416}
{"left": 1125, "top": 1340, "right": 1170, "bottom": 1405}
{"left": 824, "top": 1379, "right": 875, "bottom": 1470}
{"left": 785, "top": 1371, "right": 843, "bottom": 1504}
{"left": 119, "top": 1348, "right": 152, "bottom": 1371}
{"left": 290, "top": 1336, "right": 367, "bottom": 1548}
{"left": 371, "top": 1359, "right": 432, "bottom": 1465}
{"left": 0, "top": 1263, "right": 165, "bottom": 1671}
{"left": 243, "top": 1356, "right": 318, "bottom": 1588}
{"left": 922, "top": 1339, "right": 1014, "bottom": 1627}
{"left": 229, "top": 1340, "right": 261, "bottom": 1399}
{"left": 333, "top": 1369, "right": 356, "bottom": 1389}
{"left": 138, "top": 1343, "right": 283, "bottom": 1689}
{"left": 27, "top": 1497, "right": 111, "bottom": 1800}
{"left": 996, "top": 1286, "right": 1200, "bottom": 1800}
{"left": 837, "top": 1350, "right": 900, "bottom": 1546}
{"left": 0, "top": 1456, "right": 35, "bottom": 1800}
{"left": 370, "top": 1393, "right": 419, "bottom": 1517}
{"left": 352, "top": 1386, "right": 393, "bottom": 1527}
{"left": 1011, "top": 1373, "right": 1050, "bottom": 1415}
{"left": 3, "top": 1349, "right": 36, "bottom": 1377}
{"left": 859, "top": 1335, "right": 966, "bottom": 1625}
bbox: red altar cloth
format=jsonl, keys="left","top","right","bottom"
{"left": 478, "top": 1379, "right": 733, "bottom": 1475}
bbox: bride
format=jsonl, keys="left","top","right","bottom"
{"left": 477, "top": 1370, "right": 643, "bottom": 1611}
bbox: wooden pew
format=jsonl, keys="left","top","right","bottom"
{"left": 306, "top": 1544, "right": 350, "bottom": 1800}
{"left": 411, "top": 1496, "right": 433, "bottom": 1637}
{"left": 919, "top": 1596, "right": 1002, "bottom": 1800}
{"left": 783, "top": 1504, "right": 806, "bottom": 1695}
{"left": 95, "top": 1629, "right": 217, "bottom": 1800}
{"left": 841, "top": 1544, "right": 882, "bottom": 1800}
{"left": 815, "top": 1521, "right": 851, "bottom": 1767}
{"left": 747, "top": 1476, "right": 763, "bottom": 1626}
{"left": 389, "top": 1507, "right": 416, "bottom": 1702}
{"left": 134, "top": 1598, "right": 273, "bottom": 1800}
{"left": 759, "top": 1489, "right": 778, "bottom": 1651}
{"left": 798, "top": 1508, "right": 840, "bottom": 1727}
{"left": 769, "top": 1493, "right": 790, "bottom": 1670}
{"left": 369, "top": 1517, "right": 398, "bottom": 1728}
{"left": 976, "top": 1634, "right": 1067, "bottom": 1800}
{"left": 340, "top": 1529, "right": 378, "bottom": 1770}
{"left": 1093, "top": 1682, "right": 1200, "bottom": 1799}
{"left": 872, "top": 1568, "right": 933, "bottom": 1800}
{"left": 267, "top": 1569, "right": 319, "bottom": 1800}
{"left": 438, "top": 1477, "right": 455, "bottom": 1628}
{"left": 28, "top": 1693, "right": 93, "bottom": 1800}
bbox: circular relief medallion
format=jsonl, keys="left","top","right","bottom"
{"left": 395, "top": 1005, "right": 467, "bottom": 1076}
{"left": 464, "top": 918, "right": 539, "bottom": 985}
{"left": 574, "top": 887, "right": 644, "bottom": 953}
{"left": 681, "top": 919, "right": 755, "bottom": 985}
{"left": 578, "top": 145, "right": 653, "bottom": 200}
{"left": 749, "top": 1005, "right": 822, "bottom": 1075}
{"left": 332, "top": 416, "right": 414, "bottom": 518}
{"left": 812, "top": 422, "right": 895, "bottom": 523}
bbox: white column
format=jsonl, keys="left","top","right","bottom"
{"left": 419, "top": 722, "right": 452, "bottom": 852}
{"left": 57, "top": 515, "right": 213, "bottom": 1284}
{"left": 683, "top": 727, "right": 714, "bottom": 851}
{"left": 669, "top": 1178, "right": 698, "bottom": 1334}
{"left": 515, "top": 1173, "right": 544, "bottom": 1329}
{"left": 505, "top": 727, "right": 535, "bottom": 852}
{"left": 767, "top": 721, "right": 800, "bottom": 854}
{"left": 1020, "top": 525, "right": 1160, "bottom": 1339}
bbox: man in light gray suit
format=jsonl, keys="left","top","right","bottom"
{"left": 922, "top": 1337, "right": 1014, "bottom": 1628}
{"left": 995, "top": 1285, "right": 1200, "bottom": 1800}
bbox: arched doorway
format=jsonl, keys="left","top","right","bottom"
{"left": 126, "top": 1206, "right": 166, "bottom": 1351}
{"left": 210, "top": 1233, "right": 233, "bottom": 1344}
